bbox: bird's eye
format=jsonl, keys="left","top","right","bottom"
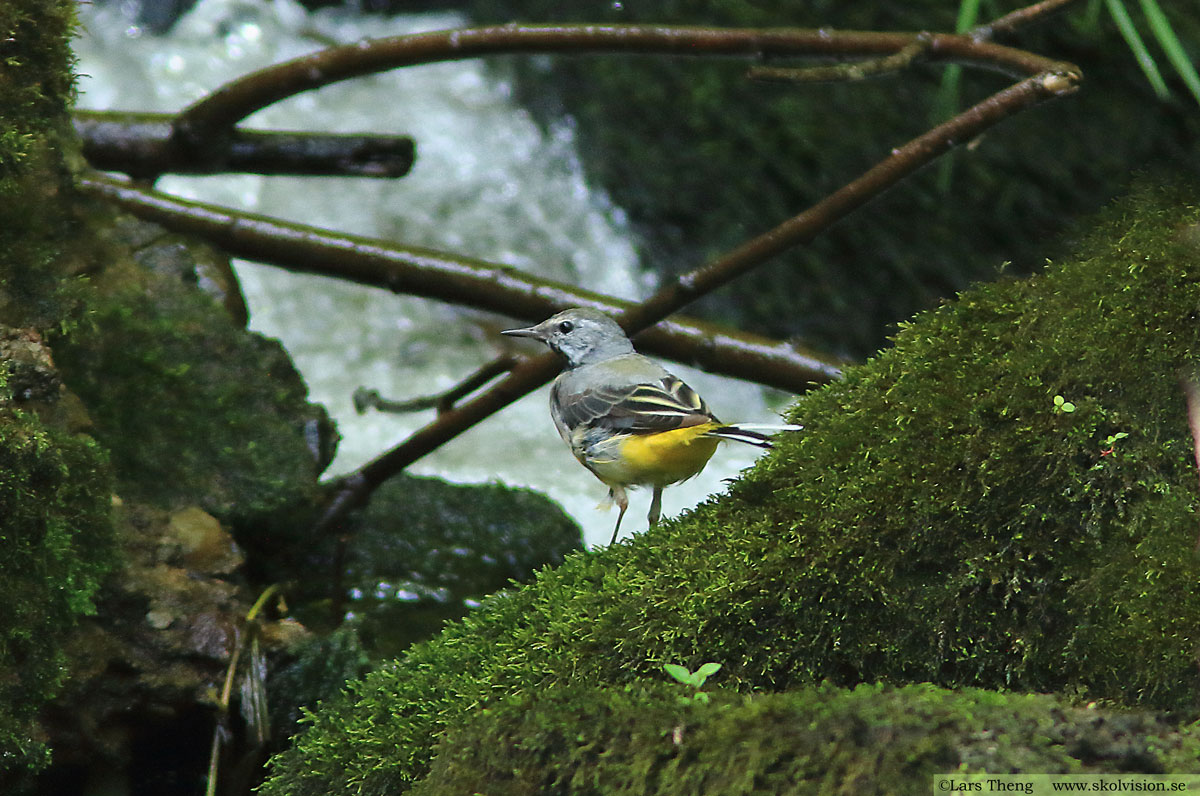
{"left": 557, "top": 320, "right": 575, "bottom": 334}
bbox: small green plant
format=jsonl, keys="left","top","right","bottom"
{"left": 1100, "top": 431, "right": 1130, "bottom": 457}
{"left": 1053, "top": 394, "right": 1076, "bottom": 413}
{"left": 663, "top": 662, "right": 721, "bottom": 704}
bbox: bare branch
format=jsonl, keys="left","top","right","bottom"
{"left": 74, "top": 110, "right": 414, "bottom": 180}
{"left": 974, "top": 0, "right": 1084, "bottom": 41}
{"left": 77, "top": 173, "right": 845, "bottom": 394}
{"left": 312, "top": 353, "right": 562, "bottom": 537}
{"left": 169, "top": 24, "right": 1076, "bottom": 146}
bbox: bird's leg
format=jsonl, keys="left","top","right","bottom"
{"left": 648, "top": 486, "right": 663, "bottom": 527}
{"left": 609, "top": 486, "right": 629, "bottom": 546}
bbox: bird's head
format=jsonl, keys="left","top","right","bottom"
{"left": 502, "top": 307, "right": 635, "bottom": 368}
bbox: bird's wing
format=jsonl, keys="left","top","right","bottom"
{"left": 555, "top": 373, "right": 717, "bottom": 434}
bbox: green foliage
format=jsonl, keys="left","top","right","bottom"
{"left": 1053, "top": 394, "right": 1076, "bottom": 413}
{"left": 0, "top": 409, "right": 115, "bottom": 774}
{"left": 663, "top": 661, "right": 721, "bottom": 689}
{"left": 1103, "top": 0, "right": 1200, "bottom": 106}
{"left": 663, "top": 661, "right": 721, "bottom": 703}
{"left": 261, "top": 182, "right": 1200, "bottom": 795}
{"left": 412, "top": 682, "right": 1200, "bottom": 795}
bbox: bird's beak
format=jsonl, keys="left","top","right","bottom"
{"left": 501, "top": 323, "right": 544, "bottom": 340}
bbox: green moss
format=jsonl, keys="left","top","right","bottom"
{"left": 0, "top": 0, "right": 119, "bottom": 776}
{"left": 50, "top": 232, "right": 334, "bottom": 540}
{"left": 466, "top": 0, "right": 1200, "bottom": 358}
{"left": 415, "top": 682, "right": 1200, "bottom": 794}
{"left": 0, "top": 2, "right": 75, "bottom": 134}
{"left": 269, "top": 626, "right": 373, "bottom": 741}
{"left": 262, "top": 182, "right": 1200, "bottom": 794}
{"left": 0, "top": 0, "right": 89, "bottom": 329}
{"left": 0, "top": 408, "right": 114, "bottom": 774}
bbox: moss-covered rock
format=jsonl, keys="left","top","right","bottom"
{"left": 0, "top": 1, "right": 338, "bottom": 783}
{"left": 302, "top": 474, "right": 583, "bottom": 657}
{"left": 0, "top": 0, "right": 90, "bottom": 329}
{"left": 260, "top": 182, "right": 1200, "bottom": 794}
{"left": 31, "top": 501, "right": 312, "bottom": 795}
{"left": 50, "top": 209, "right": 336, "bottom": 544}
{"left": 268, "top": 625, "right": 373, "bottom": 742}
{"left": 414, "top": 682, "right": 1200, "bottom": 795}
{"left": 0, "top": 0, "right": 120, "bottom": 777}
{"left": 466, "top": 0, "right": 1200, "bottom": 359}
{"left": 264, "top": 475, "right": 581, "bottom": 749}
{"left": 0, "top": 395, "right": 115, "bottom": 774}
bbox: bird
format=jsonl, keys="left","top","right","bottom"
{"left": 502, "top": 307, "right": 801, "bottom": 545}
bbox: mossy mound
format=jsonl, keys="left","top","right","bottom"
{"left": 465, "top": 0, "right": 1200, "bottom": 359}
{"left": 262, "top": 182, "right": 1200, "bottom": 794}
{"left": 0, "top": 402, "right": 114, "bottom": 774}
{"left": 414, "top": 682, "right": 1200, "bottom": 795}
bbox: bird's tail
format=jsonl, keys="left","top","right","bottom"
{"left": 706, "top": 423, "right": 803, "bottom": 449}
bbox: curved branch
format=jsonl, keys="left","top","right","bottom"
{"left": 77, "top": 173, "right": 844, "bottom": 393}
{"left": 170, "top": 24, "right": 1075, "bottom": 146}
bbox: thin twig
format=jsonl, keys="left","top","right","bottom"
{"left": 311, "top": 353, "right": 562, "bottom": 537}
{"left": 974, "top": 0, "right": 1084, "bottom": 41}
{"left": 354, "top": 355, "right": 518, "bottom": 415}
{"left": 74, "top": 110, "right": 414, "bottom": 180}
{"left": 76, "top": 173, "right": 844, "bottom": 394}
{"left": 1181, "top": 377, "right": 1200, "bottom": 550}
{"left": 205, "top": 584, "right": 279, "bottom": 796}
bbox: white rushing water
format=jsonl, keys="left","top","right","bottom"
{"left": 73, "top": 0, "right": 793, "bottom": 547}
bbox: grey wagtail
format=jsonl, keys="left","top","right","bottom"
{"left": 503, "top": 307, "right": 801, "bottom": 545}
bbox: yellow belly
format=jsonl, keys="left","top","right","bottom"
{"left": 588, "top": 424, "right": 721, "bottom": 488}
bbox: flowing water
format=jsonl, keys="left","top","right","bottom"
{"left": 73, "top": 0, "right": 792, "bottom": 547}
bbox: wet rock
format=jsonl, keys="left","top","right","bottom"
{"left": 39, "top": 500, "right": 308, "bottom": 788}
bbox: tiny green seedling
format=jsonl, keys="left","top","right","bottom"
{"left": 1100, "top": 431, "right": 1129, "bottom": 457}
{"left": 663, "top": 662, "right": 721, "bottom": 704}
{"left": 1053, "top": 394, "right": 1076, "bottom": 413}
